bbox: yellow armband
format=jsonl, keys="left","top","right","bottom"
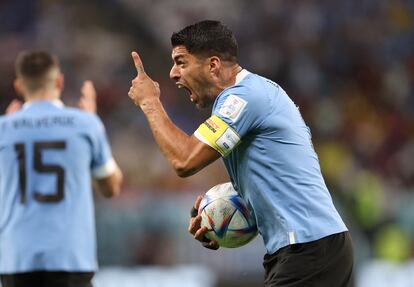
{"left": 194, "top": 115, "right": 241, "bottom": 157}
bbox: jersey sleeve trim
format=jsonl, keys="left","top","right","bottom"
{"left": 92, "top": 158, "right": 118, "bottom": 179}
{"left": 194, "top": 115, "right": 241, "bottom": 157}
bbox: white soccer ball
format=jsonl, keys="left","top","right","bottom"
{"left": 199, "top": 182, "right": 258, "bottom": 248}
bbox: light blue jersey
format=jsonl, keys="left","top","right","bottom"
{"left": 0, "top": 100, "right": 116, "bottom": 273}
{"left": 195, "top": 70, "right": 347, "bottom": 254}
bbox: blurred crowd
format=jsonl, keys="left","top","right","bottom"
{"left": 1, "top": 0, "right": 414, "bottom": 285}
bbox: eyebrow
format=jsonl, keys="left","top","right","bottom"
{"left": 172, "top": 54, "right": 185, "bottom": 62}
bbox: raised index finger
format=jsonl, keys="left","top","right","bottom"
{"left": 131, "top": 51, "right": 145, "bottom": 75}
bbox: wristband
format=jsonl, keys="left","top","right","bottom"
{"left": 202, "top": 241, "right": 219, "bottom": 250}
{"left": 190, "top": 206, "right": 198, "bottom": 218}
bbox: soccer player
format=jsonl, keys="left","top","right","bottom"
{"left": 128, "top": 20, "right": 353, "bottom": 286}
{"left": 0, "top": 51, "right": 123, "bottom": 287}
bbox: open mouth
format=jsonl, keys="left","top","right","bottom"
{"left": 177, "top": 83, "right": 194, "bottom": 102}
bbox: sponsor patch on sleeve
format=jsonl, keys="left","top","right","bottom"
{"left": 218, "top": 95, "right": 247, "bottom": 122}
{"left": 194, "top": 115, "right": 241, "bottom": 157}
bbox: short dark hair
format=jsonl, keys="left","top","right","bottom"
{"left": 15, "top": 51, "right": 59, "bottom": 92}
{"left": 171, "top": 20, "right": 238, "bottom": 62}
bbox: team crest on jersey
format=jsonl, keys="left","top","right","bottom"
{"left": 218, "top": 95, "right": 247, "bottom": 122}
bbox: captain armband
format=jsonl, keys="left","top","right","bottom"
{"left": 194, "top": 115, "right": 241, "bottom": 157}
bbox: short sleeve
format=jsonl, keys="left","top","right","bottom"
{"left": 194, "top": 87, "right": 263, "bottom": 157}
{"left": 88, "top": 115, "right": 117, "bottom": 179}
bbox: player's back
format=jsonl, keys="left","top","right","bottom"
{"left": 0, "top": 100, "right": 105, "bottom": 273}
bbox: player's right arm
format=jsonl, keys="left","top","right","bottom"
{"left": 128, "top": 51, "right": 221, "bottom": 177}
{"left": 5, "top": 99, "right": 22, "bottom": 114}
{"left": 133, "top": 100, "right": 220, "bottom": 177}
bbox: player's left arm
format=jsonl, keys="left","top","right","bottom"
{"left": 188, "top": 195, "right": 220, "bottom": 250}
{"left": 94, "top": 163, "right": 123, "bottom": 198}
{"left": 90, "top": 121, "right": 124, "bottom": 197}
{"left": 80, "top": 84, "right": 123, "bottom": 197}
{"left": 128, "top": 51, "right": 221, "bottom": 177}
{"left": 78, "top": 80, "right": 97, "bottom": 114}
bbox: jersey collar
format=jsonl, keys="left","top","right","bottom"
{"left": 235, "top": 69, "right": 250, "bottom": 85}
{"left": 23, "top": 99, "right": 64, "bottom": 110}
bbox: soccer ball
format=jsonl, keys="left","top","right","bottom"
{"left": 199, "top": 182, "right": 258, "bottom": 248}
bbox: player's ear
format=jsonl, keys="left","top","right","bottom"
{"left": 56, "top": 72, "right": 64, "bottom": 91}
{"left": 208, "top": 56, "right": 221, "bottom": 74}
{"left": 13, "top": 79, "right": 25, "bottom": 96}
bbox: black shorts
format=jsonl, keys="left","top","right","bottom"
{"left": 263, "top": 231, "right": 354, "bottom": 287}
{"left": 0, "top": 271, "right": 94, "bottom": 287}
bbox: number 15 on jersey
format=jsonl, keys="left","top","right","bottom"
{"left": 14, "top": 140, "right": 66, "bottom": 204}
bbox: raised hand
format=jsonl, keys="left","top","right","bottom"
{"left": 78, "top": 80, "right": 97, "bottom": 114}
{"left": 5, "top": 99, "right": 22, "bottom": 115}
{"left": 128, "top": 51, "right": 160, "bottom": 108}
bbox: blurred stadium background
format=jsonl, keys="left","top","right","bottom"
{"left": 1, "top": 0, "right": 414, "bottom": 286}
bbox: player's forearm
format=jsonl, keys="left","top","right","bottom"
{"left": 140, "top": 99, "right": 194, "bottom": 173}
{"left": 97, "top": 166, "right": 123, "bottom": 198}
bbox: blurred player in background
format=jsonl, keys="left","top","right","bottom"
{"left": 128, "top": 20, "right": 353, "bottom": 286}
{"left": 0, "top": 51, "right": 123, "bottom": 287}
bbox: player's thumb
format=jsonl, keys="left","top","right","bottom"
{"left": 131, "top": 51, "right": 145, "bottom": 75}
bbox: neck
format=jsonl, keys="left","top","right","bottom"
{"left": 217, "top": 64, "right": 243, "bottom": 91}
{"left": 25, "top": 89, "right": 60, "bottom": 103}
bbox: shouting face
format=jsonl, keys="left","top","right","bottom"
{"left": 170, "top": 46, "right": 217, "bottom": 109}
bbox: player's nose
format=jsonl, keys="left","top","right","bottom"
{"left": 169, "top": 64, "right": 180, "bottom": 81}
